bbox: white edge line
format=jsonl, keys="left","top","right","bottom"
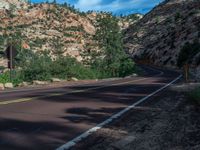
{"left": 56, "top": 74, "right": 182, "bottom": 150}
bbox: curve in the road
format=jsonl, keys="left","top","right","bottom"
{"left": 0, "top": 65, "right": 181, "bottom": 150}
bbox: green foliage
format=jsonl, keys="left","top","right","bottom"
{"left": 177, "top": 40, "right": 200, "bottom": 68}
{"left": 15, "top": 49, "right": 99, "bottom": 82}
{"left": 0, "top": 71, "right": 22, "bottom": 86}
{"left": 175, "top": 12, "right": 181, "bottom": 21}
{"left": 89, "top": 14, "right": 135, "bottom": 77}
{"left": 187, "top": 87, "right": 200, "bottom": 105}
{"left": 61, "top": 2, "right": 85, "bottom": 16}
{"left": 0, "top": 6, "right": 136, "bottom": 85}
{"left": 0, "top": 35, "right": 4, "bottom": 46}
{"left": 0, "top": 72, "right": 10, "bottom": 84}
{"left": 50, "top": 56, "right": 97, "bottom": 79}
{"left": 122, "top": 14, "right": 141, "bottom": 21}
{"left": 19, "top": 52, "right": 53, "bottom": 81}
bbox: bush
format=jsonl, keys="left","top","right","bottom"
{"left": 0, "top": 72, "right": 10, "bottom": 84}
{"left": 0, "top": 71, "right": 22, "bottom": 86}
{"left": 175, "top": 12, "right": 181, "bottom": 21}
{"left": 16, "top": 49, "right": 100, "bottom": 82}
{"left": 50, "top": 56, "right": 98, "bottom": 79}
{"left": 187, "top": 87, "right": 200, "bottom": 105}
{"left": 177, "top": 41, "right": 200, "bottom": 68}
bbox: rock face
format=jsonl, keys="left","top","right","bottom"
{"left": 0, "top": 2, "right": 97, "bottom": 67}
{"left": 0, "top": 1, "right": 142, "bottom": 68}
{"left": 118, "top": 14, "right": 143, "bottom": 30}
{"left": 124, "top": 0, "right": 200, "bottom": 68}
{"left": 0, "top": 0, "right": 28, "bottom": 9}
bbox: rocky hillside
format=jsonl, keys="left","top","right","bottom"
{"left": 0, "top": 2, "right": 98, "bottom": 67}
{"left": 124, "top": 0, "right": 200, "bottom": 68}
{"left": 0, "top": 0, "right": 28, "bottom": 9}
{"left": 118, "top": 14, "right": 143, "bottom": 30}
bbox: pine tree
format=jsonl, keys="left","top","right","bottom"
{"left": 92, "top": 14, "right": 135, "bottom": 77}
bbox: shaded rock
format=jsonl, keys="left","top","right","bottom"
{"left": 33, "top": 80, "right": 48, "bottom": 85}
{"left": 18, "top": 82, "right": 29, "bottom": 87}
{"left": 51, "top": 78, "right": 61, "bottom": 82}
{"left": 132, "top": 73, "right": 138, "bottom": 77}
{"left": 71, "top": 77, "right": 79, "bottom": 81}
{"left": 125, "top": 73, "right": 138, "bottom": 79}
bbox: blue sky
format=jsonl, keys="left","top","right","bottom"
{"left": 31, "top": 0, "right": 165, "bottom": 15}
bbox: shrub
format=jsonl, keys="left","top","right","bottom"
{"left": 0, "top": 72, "right": 10, "bottom": 84}
{"left": 0, "top": 71, "right": 22, "bottom": 86}
{"left": 50, "top": 56, "right": 97, "bottom": 79}
{"left": 175, "top": 12, "right": 181, "bottom": 21}
{"left": 177, "top": 41, "right": 200, "bottom": 68}
{"left": 16, "top": 49, "right": 100, "bottom": 81}
{"left": 187, "top": 87, "right": 200, "bottom": 105}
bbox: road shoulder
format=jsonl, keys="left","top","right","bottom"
{"left": 71, "top": 85, "right": 200, "bottom": 150}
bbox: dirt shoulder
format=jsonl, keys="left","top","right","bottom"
{"left": 71, "top": 84, "right": 200, "bottom": 150}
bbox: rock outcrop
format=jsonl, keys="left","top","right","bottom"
{"left": 0, "top": 0, "right": 28, "bottom": 10}
{"left": 124, "top": 0, "right": 200, "bottom": 68}
{"left": 0, "top": 2, "right": 98, "bottom": 67}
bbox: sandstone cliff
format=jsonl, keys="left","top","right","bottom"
{"left": 0, "top": 2, "right": 97, "bottom": 66}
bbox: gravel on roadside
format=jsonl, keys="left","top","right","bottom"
{"left": 71, "top": 84, "right": 200, "bottom": 150}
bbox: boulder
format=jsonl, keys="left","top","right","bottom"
{"left": 0, "top": 83, "right": 4, "bottom": 90}
{"left": 51, "top": 78, "right": 61, "bottom": 82}
{"left": 132, "top": 73, "right": 138, "bottom": 77}
{"left": 71, "top": 77, "right": 78, "bottom": 81}
{"left": 125, "top": 73, "right": 138, "bottom": 78}
{"left": 33, "top": 80, "right": 48, "bottom": 85}
{"left": 4, "top": 83, "right": 14, "bottom": 89}
{"left": 18, "top": 82, "right": 29, "bottom": 87}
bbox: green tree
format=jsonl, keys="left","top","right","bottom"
{"left": 92, "top": 14, "right": 135, "bottom": 77}
{"left": 177, "top": 40, "right": 200, "bottom": 68}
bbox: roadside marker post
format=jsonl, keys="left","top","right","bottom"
{"left": 5, "top": 44, "right": 18, "bottom": 82}
{"left": 183, "top": 63, "right": 189, "bottom": 83}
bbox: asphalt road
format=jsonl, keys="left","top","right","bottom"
{"left": 0, "top": 65, "right": 181, "bottom": 150}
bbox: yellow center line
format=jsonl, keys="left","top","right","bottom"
{"left": 0, "top": 98, "right": 33, "bottom": 105}
{"left": 0, "top": 76, "right": 155, "bottom": 106}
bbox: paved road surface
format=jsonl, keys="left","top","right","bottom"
{"left": 0, "top": 65, "right": 181, "bottom": 150}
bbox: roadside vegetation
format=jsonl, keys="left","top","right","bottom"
{"left": 177, "top": 40, "right": 200, "bottom": 68}
{"left": 83, "top": 13, "right": 135, "bottom": 77}
{"left": 187, "top": 87, "right": 200, "bottom": 105}
{"left": 0, "top": 11, "right": 136, "bottom": 86}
